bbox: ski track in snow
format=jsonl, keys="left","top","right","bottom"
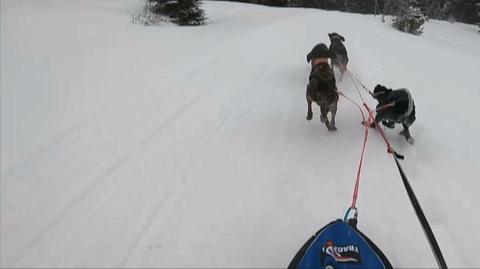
{"left": 120, "top": 68, "right": 268, "bottom": 267}
{"left": 9, "top": 89, "right": 205, "bottom": 263}
{"left": 1, "top": 1, "right": 480, "bottom": 268}
{"left": 4, "top": 43, "right": 231, "bottom": 266}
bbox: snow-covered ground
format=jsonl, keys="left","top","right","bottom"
{"left": 1, "top": 0, "right": 479, "bottom": 267}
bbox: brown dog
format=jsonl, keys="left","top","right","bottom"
{"left": 328, "top": 33, "right": 349, "bottom": 79}
{"left": 306, "top": 44, "right": 339, "bottom": 131}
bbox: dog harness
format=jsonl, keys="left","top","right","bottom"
{"left": 399, "top": 88, "right": 414, "bottom": 121}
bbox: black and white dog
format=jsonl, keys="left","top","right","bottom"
{"left": 328, "top": 33, "right": 349, "bottom": 78}
{"left": 372, "top": 84, "right": 416, "bottom": 144}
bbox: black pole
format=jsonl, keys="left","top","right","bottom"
{"left": 393, "top": 156, "right": 448, "bottom": 269}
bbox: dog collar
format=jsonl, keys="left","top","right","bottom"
{"left": 312, "top": 58, "right": 329, "bottom": 68}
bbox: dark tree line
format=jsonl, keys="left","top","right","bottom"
{"left": 221, "top": 0, "right": 480, "bottom": 24}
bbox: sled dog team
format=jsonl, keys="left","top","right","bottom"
{"left": 306, "top": 33, "right": 416, "bottom": 144}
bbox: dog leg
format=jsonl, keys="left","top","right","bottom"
{"left": 306, "top": 98, "right": 313, "bottom": 120}
{"left": 328, "top": 104, "right": 338, "bottom": 131}
{"left": 401, "top": 123, "right": 415, "bottom": 144}
{"left": 338, "top": 70, "right": 344, "bottom": 81}
{"left": 320, "top": 102, "right": 327, "bottom": 124}
{"left": 400, "top": 123, "right": 410, "bottom": 138}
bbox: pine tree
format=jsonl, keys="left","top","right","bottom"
{"left": 346, "top": 0, "right": 383, "bottom": 14}
{"left": 173, "top": 0, "right": 207, "bottom": 25}
{"left": 424, "top": 0, "right": 448, "bottom": 19}
{"left": 477, "top": 2, "right": 480, "bottom": 32}
{"left": 259, "top": 0, "right": 290, "bottom": 7}
{"left": 149, "top": 0, "right": 206, "bottom": 26}
{"left": 382, "top": 0, "right": 408, "bottom": 22}
{"left": 392, "top": 5, "right": 428, "bottom": 34}
{"left": 223, "top": 0, "right": 479, "bottom": 25}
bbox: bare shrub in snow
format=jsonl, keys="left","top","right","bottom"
{"left": 131, "top": 0, "right": 166, "bottom": 26}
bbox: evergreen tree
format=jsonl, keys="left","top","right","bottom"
{"left": 223, "top": 0, "right": 479, "bottom": 25}
{"left": 174, "top": 0, "right": 207, "bottom": 25}
{"left": 445, "top": 0, "right": 480, "bottom": 23}
{"left": 477, "top": 2, "right": 480, "bottom": 31}
{"left": 346, "top": 0, "right": 384, "bottom": 14}
{"left": 392, "top": 6, "right": 428, "bottom": 34}
{"left": 382, "top": 0, "right": 408, "bottom": 22}
{"left": 260, "top": 0, "right": 290, "bottom": 7}
{"left": 424, "top": 0, "right": 448, "bottom": 19}
{"left": 149, "top": 0, "right": 206, "bottom": 26}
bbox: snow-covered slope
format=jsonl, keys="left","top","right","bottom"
{"left": 1, "top": 0, "right": 479, "bottom": 267}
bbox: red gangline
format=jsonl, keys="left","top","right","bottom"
{"left": 364, "top": 103, "right": 395, "bottom": 154}
{"left": 337, "top": 90, "right": 373, "bottom": 209}
{"left": 346, "top": 71, "right": 397, "bottom": 156}
{"left": 351, "top": 111, "right": 373, "bottom": 208}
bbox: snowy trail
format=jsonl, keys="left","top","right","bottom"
{"left": 2, "top": 1, "right": 480, "bottom": 268}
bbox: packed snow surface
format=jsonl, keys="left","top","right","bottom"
{"left": 1, "top": 0, "right": 479, "bottom": 267}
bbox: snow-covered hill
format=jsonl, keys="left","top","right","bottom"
{"left": 1, "top": 0, "right": 479, "bottom": 267}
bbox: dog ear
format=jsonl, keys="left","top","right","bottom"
{"left": 333, "top": 33, "right": 345, "bottom": 42}
{"left": 374, "top": 84, "right": 386, "bottom": 95}
{"left": 330, "top": 33, "right": 345, "bottom": 42}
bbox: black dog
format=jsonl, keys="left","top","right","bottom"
{"left": 372, "top": 84, "right": 416, "bottom": 144}
{"left": 306, "top": 43, "right": 339, "bottom": 131}
{"left": 328, "top": 33, "right": 349, "bottom": 78}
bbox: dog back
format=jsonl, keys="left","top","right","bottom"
{"left": 308, "top": 63, "right": 338, "bottom": 102}
{"left": 329, "top": 40, "right": 348, "bottom": 62}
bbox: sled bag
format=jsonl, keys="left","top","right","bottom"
{"left": 288, "top": 219, "right": 392, "bottom": 269}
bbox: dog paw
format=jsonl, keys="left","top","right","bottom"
{"left": 407, "top": 137, "right": 415, "bottom": 145}
{"left": 328, "top": 126, "right": 338, "bottom": 132}
{"left": 306, "top": 114, "right": 313, "bottom": 121}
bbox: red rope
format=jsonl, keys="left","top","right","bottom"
{"left": 351, "top": 112, "right": 373, "bottom": 208}
{"left": 364, "top": 104, "right": 395, "bottom": 154}
{"left": 347, "top": 72, "right": 367, "bottom": 104}
{"left": 346, "top": 70, "right": 398, "bottom": 156}
{"left": 337, "top": 90, "right": 373, "bottom": 209}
